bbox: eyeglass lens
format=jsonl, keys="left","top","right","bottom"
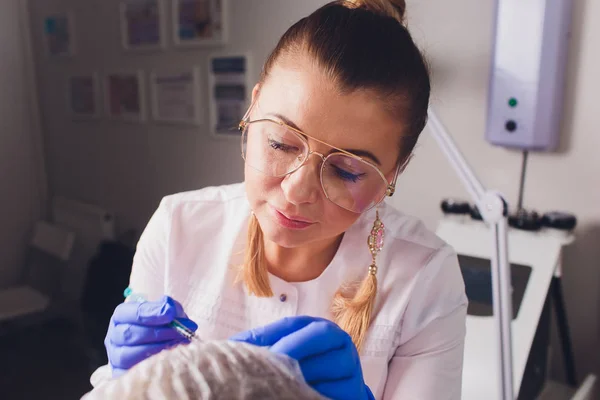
{"left": 242, "top": 120, "right": 388, "bottom": 213}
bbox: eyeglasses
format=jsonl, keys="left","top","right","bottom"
{"left": 239, "top": 117, "right": 400, "bottom": 213}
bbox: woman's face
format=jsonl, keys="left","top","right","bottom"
{"left": 245, "top": 56, "right": 403, "bottom": 249}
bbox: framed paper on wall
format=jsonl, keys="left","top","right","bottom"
{"left": 68, "top": 74, "right": 101, "bottom": 119}
{"left": 150, "top": 68, "right": 202, "bottom": 125}
{"left": 173, "top": 0, "right": 227, "bottom": 46}
{"left": 44, "top": 13, "right": 75, "bottom": 56}
{"left": 120, "top": 0, "right": 166, "bottom": 50}
{"left": 104, "top": 71, "right": 146, "bottom": 122}
{"left": 208, "top": 54, "right": 250, "bottom": 137}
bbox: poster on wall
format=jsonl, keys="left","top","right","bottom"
{"left": 68, "top": 74, "right": 100, "bottom": 118}
{"left": 173, "top": 0, "right": 227, "bottom": 46}
{"left": 208, "top": 54, "right": 249, "bottom": 137}
{"left": 150, "top": 68, "right": 201, "bottom": 125}
{"left": 120, "top": 0, "right": 165, "bottom": 50}
{"left": 44, "top": 13, "right": 75, "bottom": 56}
{"left": 104, "top": 72, "right": 146, "bottom": 122}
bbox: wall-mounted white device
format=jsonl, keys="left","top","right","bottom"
{"left": 486, "top": 0, "right": 573, "bottom": 151}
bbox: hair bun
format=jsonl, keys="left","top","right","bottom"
{"left": 344, "top": 0, "right": 406, "bottom": 24}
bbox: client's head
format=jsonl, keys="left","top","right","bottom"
{"left": 83, "top": 340, "right": 324, "bottom": 400}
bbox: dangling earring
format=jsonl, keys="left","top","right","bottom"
{"left": 367, "top": 208, "right": 385, "bottom": 276}
{"left": 330, "top": 207, "right": 383, "bottom": 352}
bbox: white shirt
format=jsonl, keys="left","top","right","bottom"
{"left": 91, "top": 183, "right": 468, "bottom": 399}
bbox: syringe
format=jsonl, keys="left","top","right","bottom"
{"left": 123, "top": 287, "right": 199, "bottom": 341}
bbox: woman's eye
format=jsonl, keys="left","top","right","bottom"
{"left": 268, "top": 138, "right": 298, "bottom": 152}
{"left": 332, "top": 165, "right": 365, "bottom": 183}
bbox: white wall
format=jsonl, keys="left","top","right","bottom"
{"left": 28, "top": 0, "right": 598, "bottom": 384}
{"left": 398, "top": 0, "right": 600, "bottom": 382}
{"left": 0, "top": 0, "right": 46, "bottom": 287}
{"left": 28, "top": 0, "right": 330, "bottom": 233}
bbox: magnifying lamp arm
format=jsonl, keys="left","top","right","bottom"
{"left": 427, "top": 107, "right": 515, "bottom": 400}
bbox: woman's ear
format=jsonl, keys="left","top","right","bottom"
{"left": 385, "top": 154, "right": 413, "bottom": 184}
{"left": 241, "top": 84, "right": 261, "bottom": 121}
{"left": 252, "top": 84, "right": 261, "bottom": 103}
{"left": 400, "top": 153, "right": 414, "bottom": 174}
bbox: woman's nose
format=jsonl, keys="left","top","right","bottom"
{"left": 280, "top": 153, "right": 323, "bottom": 206}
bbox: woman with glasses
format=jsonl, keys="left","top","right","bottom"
{"left": 94, "top": 1, "right": 467, "bottom": 399}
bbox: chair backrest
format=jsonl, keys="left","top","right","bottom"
{"left": 52, "top": 196, "right": 115, "bottom": 302}
{"left": 26, "top": 221, "right": 76, "bottom": 297}
{"left": 30, "top": 221, "right": 75, "bottom": 261}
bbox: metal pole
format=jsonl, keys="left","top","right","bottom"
{"left": 496, "top": 218, "right": 514, "bottom": 398}
{"left": 427, "top": 109, "right": 486, "bottom": 201}
{"left": 428, "top": 108, "right": 515, "bottom": 399}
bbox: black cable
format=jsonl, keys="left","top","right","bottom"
{"left": 551, "top": 277, "right": 578, "bottom": 387}
{"left": 517, "top": 150, "right": 529, "bottom": 210}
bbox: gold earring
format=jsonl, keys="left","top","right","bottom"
{"left": 367, "top": 208, "right": 385, "bottom": 276}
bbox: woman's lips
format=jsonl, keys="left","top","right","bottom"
{"left": 270, "top": 206, "right": 315, "bottom": 230}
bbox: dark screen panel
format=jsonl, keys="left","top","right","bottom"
{"left": 458, "top": 254, "right": 532, "bottom": 319}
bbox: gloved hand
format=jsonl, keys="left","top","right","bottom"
{"left": 230, "top": 316, "right": 375, "bottom": 400}
{"left": 104, "top": 295, "right": 198, "bottom": 377}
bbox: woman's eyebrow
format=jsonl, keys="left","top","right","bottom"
{"left": 335, "top": 149, "right": 381, "bottom": 165}
{"left": 267, "top": 112, "right": 303, "bottom": 132}
{"left": 265, "top": 112, "right": 382, "bottom": 166}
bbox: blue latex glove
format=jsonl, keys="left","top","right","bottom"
{"left": 104, "top": 295, "right": 198, "bottom": 377}
{"left": 230, "top": 316, "right": 375, "bottom": 400}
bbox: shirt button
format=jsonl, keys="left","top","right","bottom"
{"left": 279, "top": 294, "right": 287, "bottom": 302}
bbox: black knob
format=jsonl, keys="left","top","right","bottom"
{"left": 508, "top": 209, "right": 542, "bottom": 231}
{"left": 541, "top": 212, "right": 577, "bottom": 231}
{"left": 441, "top": 199, "right": 471, "bottom": 215}
{"left": 469, "top": 205, "right": 483, "bottom": 221}
{"left": 505, "top": 120, "right": 517, "bottom": 132}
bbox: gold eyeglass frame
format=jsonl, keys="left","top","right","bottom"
{"left": 238, "top": 104, "right": 401, "bottom": 214}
